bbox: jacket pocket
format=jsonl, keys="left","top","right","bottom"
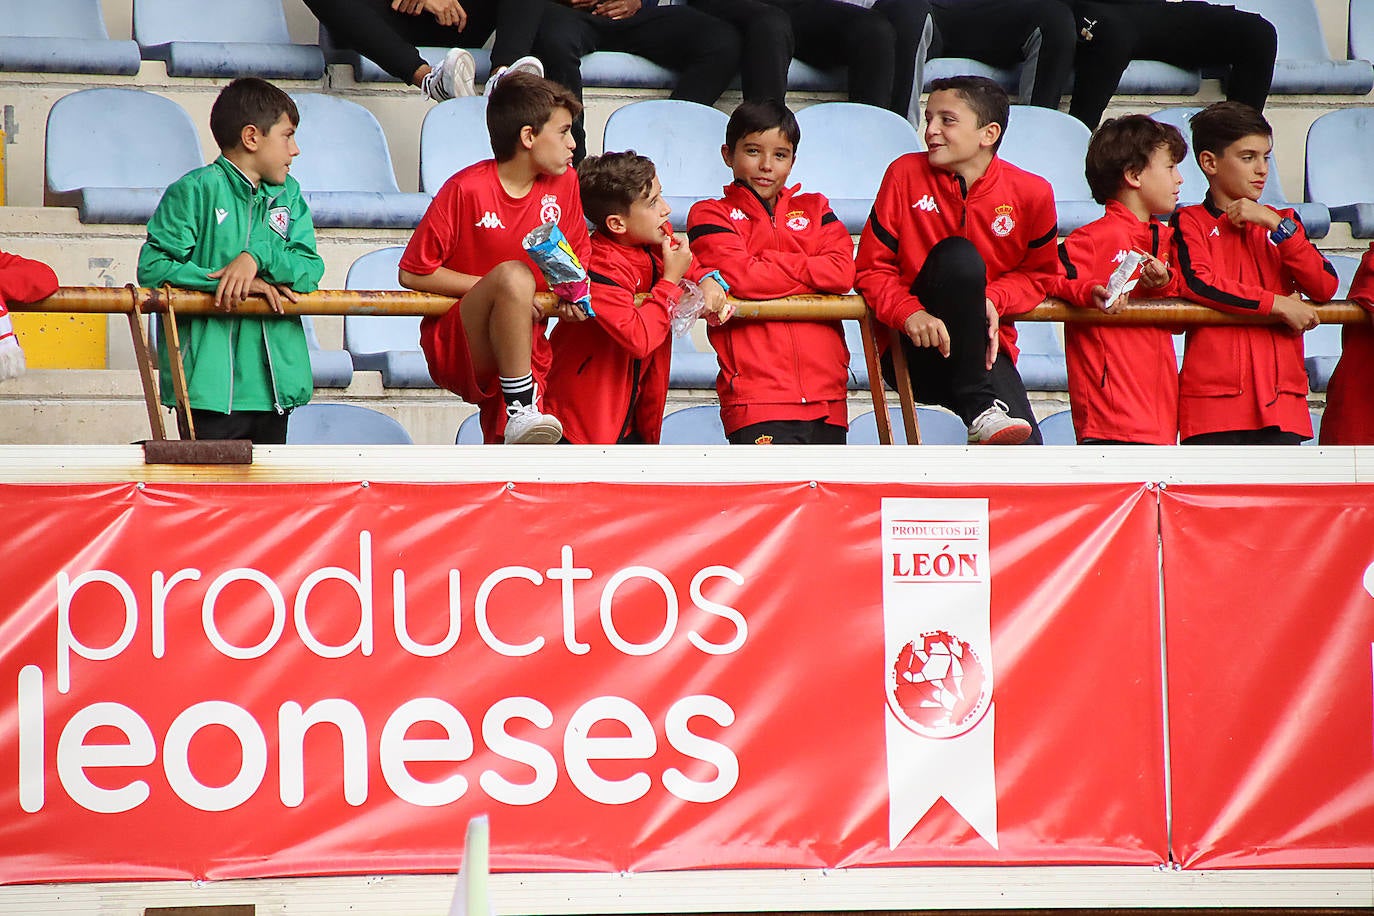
{"left": 1179, "top": 330, "right": 1244, "bottom": 397}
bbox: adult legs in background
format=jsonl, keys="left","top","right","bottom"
{"left": 536, "top": 3, "right": 739, "bottom": 159}
{"left": 686, "top": 0, "right": 793, "bottom": 102}
{"left": 928, "top": 0, "right": 1075, "bottom": 109}
{"left": 1069, "top": 0, "right": 1276, "bottom": 128}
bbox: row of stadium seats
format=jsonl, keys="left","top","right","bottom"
{"left": 6, "top": 0, "right": 1373, "bottom": 96}
{"left": 48, "top": 85, "right": 1374, "bottom": 246}
{"left": 297, "top": 401, "right": 1326, "bottom": 446}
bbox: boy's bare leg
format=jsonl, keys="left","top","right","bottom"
{"left": 458, "top": 260, "right": 537, "bottom": 382}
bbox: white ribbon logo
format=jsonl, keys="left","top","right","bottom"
{"left": 882, "top": 498, "right": 998, "bottom": 849}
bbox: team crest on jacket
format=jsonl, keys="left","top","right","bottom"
{"left": 991, "top": 204, "right": 1015, "bottom": 238}
{"left": 540, "top": 194, "right": 562, "bottom": 224}
{"left": 785, "top": 210, "right": 810, "bottom": 232}
{"left": 268, "top": 206, "right": 290, "bottom": 239}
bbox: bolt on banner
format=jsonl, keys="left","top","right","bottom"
{"left": 882, "top": 499, "right": 996, "bottom": 849}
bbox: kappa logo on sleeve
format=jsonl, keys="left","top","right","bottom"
{"left": 267, "top": 207, "right": 290, "bottom": 240}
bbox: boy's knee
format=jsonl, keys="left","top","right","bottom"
{"left": 1231, "top": 10, "right": 1277, "bottom": 58}
{"left": 486, "top": 260, "right": 538, "bottom": 296}
{"left": 849, "top": 16, "right": 896, "bottom": 55}
{"left": 927, "top": 236, "right": 986, "bottom": 285}
{"left": 1030, "top": 0, "right": 1075, "bottom": 52}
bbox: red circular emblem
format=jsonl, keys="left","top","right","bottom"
{"left": 886, "top": 629, "right": 990, "bottom": 738}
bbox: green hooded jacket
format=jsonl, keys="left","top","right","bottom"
{"left": 137, "top": 157, "right": 325, "bottom": 413}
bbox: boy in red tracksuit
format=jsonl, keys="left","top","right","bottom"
{"left": 1048, "top": 114, "right": 1185, "bottom": 445}
{"left": 1172, "top": 101, "right": 1336, "bottom": 445}
{"left": 686, "top": 99, "right": 856, "bottom": 445}
{"left": 1319, "top": 244, "right": 1374, "bottom": 444}
{"left": 544, "top": 151, "right": 729, "bottom": 444}
{"left": 855, "top": 75, "right": 1059, "bottom": 445}
{"left": 400, "top": 71, "right": 589, "bottom": 444}
{"left": 0, "top": 250, "right": 59, "bottom": 381}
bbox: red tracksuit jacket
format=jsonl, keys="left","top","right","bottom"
{"left": 1048, "top": 199, "right": 1180, "bottom": 444}
{"left": 687, "top": 182, "right": 855, "bottom": 434}
{"left": 1172, "top": 199, "right": 1337, "bottom": 439}
{"left": 854, "top": 152, "right": 1059, "bottom": 363}
{"left": 1320, "top": 242, "right": 1374, "bottom": 444}
{"left": 544, "top": 231, "right": 713, "bottom": 444}
{"left": 0, "top": 251, "right": 59, "bottom": 308}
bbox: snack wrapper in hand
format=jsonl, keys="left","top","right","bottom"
{"left": 661, "top": 219, "right": 681, "bottom": 250}
{"left": 1104, "top": 250, "right": 1146, "bottom": 310}
{"left": 522, "top": 221, "right": 595, "bottom": 317}
{"left": 671, "top": 278, "right": 705, "bottom": 338}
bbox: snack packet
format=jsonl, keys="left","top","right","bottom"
{"left": 522, "top": 221, "right": 595, "bottom": 317}
{"left": 1104, "top": 249, "right": 1146, "bottom": 310}
{"left": 671, "top": 279, "right": 704, "bottom": 338}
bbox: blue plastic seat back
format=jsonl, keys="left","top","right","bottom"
{"left": 1013, "top": 321, "right": 1068, "bottom": 391}
{"left": 1227, "top": 0, "right": 1373, "bottom": 93}
{"left": 1001, "top": 106, "right": 1102, "bottom": 232}
{"left": 286, "top": 403, "right": 414, "bottom": 444}
{"left": 848, "top": 407, "right": 967, "bottom": 445}
{"left": 46, "top": 88, "right": 203, "bottom": 196}
{"left": 420, "top": 97, "right": 493, "bottom": 194}
{"left": 455, "top": 413, "right": 484, "bottom": 444}
{"left": 4, "top": 0, "right": 111, "bottom": 38}
{"left": 1306, "top": 108, "right": 1374, "bottom": 208}
{"left": 603, "top": 100, "right": 732, "bottom": 212}
{"left": 669, "top": 331, "right": 719, "bottom": 389}
{"left": 1352, "top": 0, "right": 1374, "bottom": 61}
{"left": 317, "top": 23, "right": 491, "bottom": 84}
{"left": 343, "top": 247, "right": 421, "bottom": 356}
{"left": 134, "top": 0, "right": 323, "bottom": 78}
{"left": 301, "top": 315, "right": 354, "bottom": 388}
{"left": 290, "top": 93, "right": 401, "bottom": 193}
{"left": 791, "top": 103, "right": 921, "bottom": 233}
{"left": 659, "top": 405, "right": 727, "bottom": 444}
{"left": 1037, "top": 409, "right": 1077, "bottom": 445}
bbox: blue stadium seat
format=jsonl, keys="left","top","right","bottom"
{"left": 924, "top": 58, "right": 1019, "bottom": 94}
{"left": 1011, "top": 320, "right": 1068, "bottom": 391}
{"left": 1037, "top": 409, "right": 1077, "bottom": 445}
{"left": 287, "top": 403, "right": 413, "bottom": 444}
{"left": 302, "top": 315, "right": 354, "bottom": 388}
{"left": 420, "top": 97, "right": 492, "bottom": 194}
{"left": 602, "top": 100, "right": 731, "bottom": 215}
{"left": 659, "top": 405, "right": 727, "bottom": 444}
{"left": 133, "top": 0, "right": 324, "bottom": 78}
{"left": 848, "top": 406, "right": 968, "bottom": 444}
{"left": 791, "top": 103, "right": 921, "bottom": 233}
{"left": 1112, "top": 60, "right": 1201, "bottom": 96}
{"left": 1228, "top": 0, "right": 1373, "bottom": 94}
{"left": 1154, "top": 106, "right": 1330, "bottom": 238}
{"left": 842, "top": 319, "right": 870, "bottom": 390}
{"left": 455, "top": 412, "right": 484, "bottom": 444}
{"left": 45, "top": 88, "right": 204, "bottom": 224}
{"left": 1304, "top": 322, "right": 1343, "bottom": 393}
{"left": 1305, "top": 409, "right": 1321, "bottom": 445}
{"left": 1352, "top": 0, "right": 1374, "bottom": 63}
{"left": 669, "top": 332, "right": 718, "bottom": 389}
{"left": 1000, "top": 106, "right": 1103, "bottom": 233}
{"left": 582, "top": 51, "right": 675, "bottom": 89}
{"left": 1306, "top": 108, "right": 1374, "bottom": 237}
{"left": 343, "top": 247, "right": 436, "bottom": 388}
{"left": 288, "top": 94, "right": 431, "bottom": 229}
{"left": 317, "top": 24, "right": 488, "bottom": 85}
{"left": 0, "top": 0, "right": 141, "bottom": 75}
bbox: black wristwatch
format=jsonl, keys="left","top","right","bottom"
{"left": 1270, "top": 217, "right": 1298, "bottom": 244}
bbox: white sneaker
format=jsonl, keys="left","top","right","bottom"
{"left": 422, "top": 47, "right": 477, "bottom": 102}
{"left": 966, "top": 399, "right": 1032, "bottom": 445}
{"left": 484, "top": 55, "right": 544, "bottom": 97}
{"left": 503, "top": 401, "right": 563, "bottom": 444}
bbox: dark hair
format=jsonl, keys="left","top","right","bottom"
{"left": 486, "top": 70, "right": 582, "bottom": 161}
{"left": 1084, "top": 115, "right": 1188, "bottom": 204}
{"left": 927, "top": 75, "right": 1009, "bottom": 152}
{"left": 1188, "top": 100, "right": 1271, "bottom": 165}
{"left": 724, "top": 99, "right": 801, "bottom": 151}
{"left": 209, "top": 77, "right": 299, "bottom": 151}
{"left": 578, "top": 151, "right": 658, "bottom": 233}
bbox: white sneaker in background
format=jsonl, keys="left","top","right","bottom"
{"left": 484, "top": 55, "right": 545, "bottom": 97}
{"left": 422, "top": 47, "right": 476, "bottom": 102}
{"left": 503, "top": 401, "right": 563, "bottom": 444}
{"left": 966, "top": 399, "right": 1032, "bottom": 445}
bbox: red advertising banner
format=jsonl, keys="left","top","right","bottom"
{"left": 0, "top": 481, "right": 1164, "bottom": 882}
{"left": 1161, "top": 485, "right": 1374, "bottom": 868}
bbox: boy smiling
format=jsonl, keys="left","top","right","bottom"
{"left": 855, "top": 75, "right": 1058, "bottom": 444}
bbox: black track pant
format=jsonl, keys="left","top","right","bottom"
{"left": 305, "top": 0, "right": 547, "bottom": 83}
{"left": 879, "top": 236, "right": 1042, "bottom": 443}
{"left": 1068, "top": 0, "right": 1276, "bottom": 127}
{"left": 928, "top": 0, "right": 1076, "bottom": 109}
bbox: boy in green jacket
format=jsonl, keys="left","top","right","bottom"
{"left": 138, "top": 77, "right": 324, "bottom": 443}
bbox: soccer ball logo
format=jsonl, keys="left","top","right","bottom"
{"left": 886, "top": 629, "right": 990, "bottom": 739}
